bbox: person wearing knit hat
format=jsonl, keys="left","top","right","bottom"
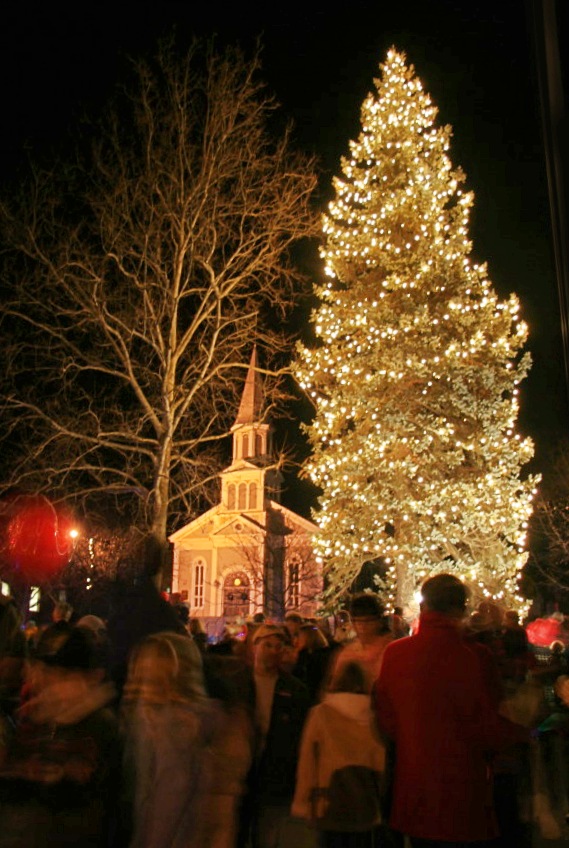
{"left": 240, "top": 622, "right": 310, "bottom": 848}
{"left": 329, "top": 592, "right": 393, "bottom": 694}
{"left": 0, "top": 622, "right": 119, "bottom": 846}
{"left": 251, "top": 623, "right": 288, "bottom": 646}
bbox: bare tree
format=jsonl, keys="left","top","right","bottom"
{"left": 0, "top": 38, "right": 318, "bottom": 555}
{"left": 528, "top": 440, "right": 569, "bottom": 596}
{"left": 232, "top": 519, "right": 321, "bottom": 619}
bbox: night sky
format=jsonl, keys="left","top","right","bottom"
{"left": 0, "top": 1, "right": 567, "bottom": 488}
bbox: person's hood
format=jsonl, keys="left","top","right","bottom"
{"left": 322, "top": 691, "right": 372, "bottom": 725}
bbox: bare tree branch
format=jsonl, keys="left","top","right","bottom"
{"left": 0, "top": 38, "right": 318, "bottom": 547}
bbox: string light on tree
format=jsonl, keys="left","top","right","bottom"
{"left": 295, "top": 49, "right": 538, "bottom": 612}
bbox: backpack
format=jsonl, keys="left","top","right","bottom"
{"left": 310, "top": 743, "right": 382, "bottom": 832}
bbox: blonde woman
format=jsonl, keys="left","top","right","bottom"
{"left": 121, "top": 632, "right": 218, "bottom": 848}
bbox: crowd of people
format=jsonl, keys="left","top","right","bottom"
{"left": 1, "top": 576, "right": 569, "bottom": 848}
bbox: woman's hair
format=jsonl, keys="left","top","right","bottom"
{"left": 328, "top": 661, "right": 367, "bottom": 694}
{"left": 189, "top": 617, "right": 206, "bottom": 637}
{"left": 123, "top": 631, "right": 206, "bottom": 704}
{"left": 299, "top": 623, "right": 329, "bottom": 652}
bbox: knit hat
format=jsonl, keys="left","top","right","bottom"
{"left": 76, "top": 615, "right": 106, "bottom": 636}
{"left": 251, "top": 624, "right": 287, "bottom": 645}
{"left": 36, "top": 625, "right": 97, "bottom": 670}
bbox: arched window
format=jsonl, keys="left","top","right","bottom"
{"left": 242, "top": 434, "right": 249, "bottom": 458}
{"left": 249, "top": 482, "right": 257, "bottom": 510}
{"left": 193, "top": 559, "right": 205, "bottom": 609}
{"left": 227, "top": 484, "right": 236, "bottom": 510}
{"left": 238, "top": 483, "right": 247, "bottom": 510}
{"left": 255, "top": 433, "right": 263, "bottom": 457}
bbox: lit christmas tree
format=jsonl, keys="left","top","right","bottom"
{"left": 295, "top": 49, "right": 538, "bottom": 611}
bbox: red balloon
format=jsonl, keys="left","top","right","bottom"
{"left": 5, "top": 495, "right": 75, "bottom": 584}
{"left": 526, "top": 617, "right": 561, "bottom": 648}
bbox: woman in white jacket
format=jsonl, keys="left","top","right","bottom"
{"left": 291, "top": 662, "right": 386, "bottom": 848}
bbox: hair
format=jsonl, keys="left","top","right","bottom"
{"left": 35, "top": 624, "right": 98, "bottom": 670}
{"left": 53, "top": 601, "right": 73, "bottom": 622}
{"left": 298, "top": 623, "right": 329, "bottom": 652}
{"left": 175, "top": 603, "right": 190, "bottom": 626}
{"left": 252, "top": 623, "right": 288, "bottom": 645}
{"left": 504, "top": 609, "right": 520, "bottom": 627}
{"left": 421, "top": 574, "right": 468, "bottom": 614}
{"left": 123, "top": 631, "right": 206, "bottom": 705}
{"left": 76, "top": 615, "right": 107, "bottom": 637}
{"left": 285, "top": 612, "right": 303, "bottom": 624}
{"left": 468, "top": 611, "right": 486, "bottom": 631}
{"left": 349, "top": 592, "right": 385, "bottom": 620}
{"left": 189, "top": 617, "right": 206, "bottom": 636}
{"left": 478, "top": 601, "right": 503, "bottom": 628}
{"left": 329, "top": 661, "right": 367, "bottom": 694}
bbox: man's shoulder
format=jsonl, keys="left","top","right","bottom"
{"left": 380, "top": 627, "right": 493, "bottom": 677}
{"left": 382, "top": 633, "right": 415, "bottom": 658}
{"left": 373, "top": 634, "right": 413, "bottom": 679}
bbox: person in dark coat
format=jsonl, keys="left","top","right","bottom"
{"left": 0, "top": 624, "right": 120, "bottom": 848}
{"left": 239, "top": 624, "right": 310, "bottom": 848}
{"left": 292, "top": 623, "right": 335, "bottom": 704}
{"left": 0, "top": 596, "right": 27, "bottom": 719}
{"left": 106, "top": 577, "right": 187, "bottom": 695}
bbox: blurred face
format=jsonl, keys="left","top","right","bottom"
{"left": 284, "top": 620, "right": 301, "bottom": 644}
{"left": 352, "top": 616, "right": 381, "bottom": 646}
{"left": 296, "top": 629, "right": 308, "bottom": 652}
{"left": 129, "top": 644, "right": 177, "bottom": 701}
{"left": 254, "top": 636, "right": 284, "bottom": 674}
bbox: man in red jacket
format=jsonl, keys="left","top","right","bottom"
{"left": 373, "top": 573, "right": 527, "bottom": 848}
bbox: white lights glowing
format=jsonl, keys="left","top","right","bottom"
{"left": 293, "top": 48, "right": 538, "bottom": 612}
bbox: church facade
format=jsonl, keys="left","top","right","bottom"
{"left": 169, "top": 350, "right": 321, "bottom": 638}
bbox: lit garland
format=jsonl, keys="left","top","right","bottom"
{"left": 294, "top": 49, "right": 538, "bottom": 614}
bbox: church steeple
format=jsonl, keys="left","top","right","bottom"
{"left": 230, "top": 347, "right": 271, "bottom": 464}
{"left": 221, "top": 349, "right": 282, "bottom": 508}
{"left": 234, "top": 347, "right": 264, "bottom": 427}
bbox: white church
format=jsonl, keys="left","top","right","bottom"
{"left": 169, "top": 350, "right": 321, "bottom": 638}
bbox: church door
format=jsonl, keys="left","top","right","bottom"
{"left": 223, "top": 571, "right": 250, "bottom": 619}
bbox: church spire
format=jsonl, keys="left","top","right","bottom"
{"left": 234, "top": 347, "right": 264, "bottom": 426}
{"left": 225, "top": 347, "right": 280, "bottom": 502}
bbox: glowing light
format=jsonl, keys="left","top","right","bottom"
{"left": 294, "top": 49, "right": 538, "bottom": 613}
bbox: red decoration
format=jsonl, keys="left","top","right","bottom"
{"left": 5, "top": 495, "right": 76, "bottom": 584}
{"left": 526, "top": 617, "right": 561, "bottom": 648}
